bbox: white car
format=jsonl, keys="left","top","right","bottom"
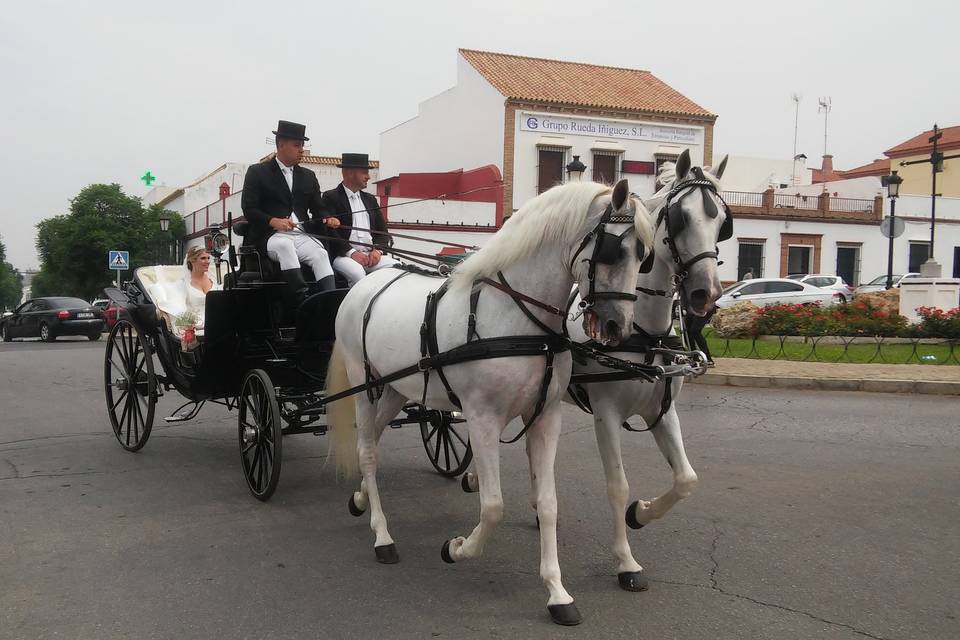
{"left": 854, "top": 273, "right": 921, "bottom": 297}
{"left": 787, "top": 274, "right": 856, "bottom": 301}
{"left": 716, "top": 278, "right": 845, "bottom": 309}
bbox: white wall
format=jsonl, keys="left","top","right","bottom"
{"left": 718, "top": 216, "right": 960, "bottom": 284}
{"left": 720, "top": 155, "right": 812, "bottom": 192}
{"left": 777, "top": 176, "right": 882, "bottom": 200}
{"left": 511, "top": 110, "right": 705, "bottom": 208}
{"left": 378, "top": 55, "right": 505, "bottom": 180}
{"left": 893, "top": 194, "right": 960, "bottom": 222}
{"left": 387, "top": 198, "right": 496, "bottom": 227}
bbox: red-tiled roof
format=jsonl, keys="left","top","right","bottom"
{"left": 840, "top": 158, "right": 890, "bottom": 179}
{"left": 258, "top": 152, "right": 379, "bottom": 168}
{"left": 884, "top": 125, "right": 960, "bottom": 158}
{"left": 459, "top": 49, "right": 714, "bottom": 119}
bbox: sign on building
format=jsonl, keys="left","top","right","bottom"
{"left": 520, "top": 112, "right": 701, "bottom": 145}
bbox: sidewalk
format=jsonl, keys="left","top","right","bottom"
{"left": 692, "top": 357, "right": 960, "bottom": 395}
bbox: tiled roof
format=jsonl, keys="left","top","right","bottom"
{"left": 884, "top": 125, "right": 960, "bottom": 158}
{"left": 459, "top": 49, "right": 714, "bottom": 119}
{"left": 840, "top": 158, "right": 890, "bottom": 179}
{"left": 258, "top": 153, "right": 379, "bottom": 168}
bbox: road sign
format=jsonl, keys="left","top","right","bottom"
{"left": 880, "top": 216, "right": 905, "bottom": 239}
{"left": 109, "top": 250, "right": 130, "bottom": 270}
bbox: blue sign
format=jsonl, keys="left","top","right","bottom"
{"left": 109, "top": 250, "right": 129, "bottom": 271}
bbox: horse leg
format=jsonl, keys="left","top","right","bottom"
{"left": 593, "top": 405, "right": 647, "bottom": 592}
{"left": 627, "top": 406, "right": 698, "bottom": 528}
{"left": 352, "top": 387, "right": 407, "bottom": 564}
{"left": 441, "top": 410, "right": 504, "bottom": 563}
{"left": 525, "top": 404, "right": 580, "bottom": 625}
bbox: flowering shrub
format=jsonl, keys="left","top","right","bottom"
{"left": 743, "top": 299, "right": 910, "bottom": 337}
{"left": 915, "top": 306, "right": 960, "bottom": 339}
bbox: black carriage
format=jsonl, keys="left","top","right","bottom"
{"left": 101, "top": 248, "right": 471, "bottom": 501}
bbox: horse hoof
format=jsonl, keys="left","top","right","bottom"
{"left": 348, "top": 495, "right": 365, "bottom": 517}
{"left": 547, "top": 602, "right": 582, "bottom": 626}
{"left": 625, "top": 501, "right": 645, "bottom": 530}
{"left": 618, "top": 570, "right": 649, "bottom": 592}
{"left": 374, "top": 544, "right": 399, "bottom": 564}
{"left": 441, "top": 539, "right": 456, "bottom": 564}
{"left": 461, "top": 473, "right": 478, "bottom": 493}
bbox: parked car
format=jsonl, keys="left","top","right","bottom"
{"left": 102, "top": 304, "right": 130, "bottom": 330}
{"left": 853, "top": 273, "right": 922, "bottom": 297}
{"left": 92, "top": 298, "right": 110, "bottom": 311}
{"left": 716, "top": 278, "right": 845, "bottom": 309}
{"left": 787, "top": 274, "right": 856, "bottom": 301}
{"left": 0, "top": 297, "right": 105, "bottom": 342}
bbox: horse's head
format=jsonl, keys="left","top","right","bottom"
{"left": 644, "top": 149, "right": 731, "bottom": 316}
{"left": 571, "top": 179, "right": 654, "bottom": 345}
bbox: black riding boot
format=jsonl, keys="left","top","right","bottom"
{"left": 315, "top": 275, "right": 336, "bottom": 292}
{"left": 280, "top": 268, "right": 309, "bottom": 312}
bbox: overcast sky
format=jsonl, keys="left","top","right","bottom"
{"left": 1, "top": 0, "right": 956, "bottom": 269}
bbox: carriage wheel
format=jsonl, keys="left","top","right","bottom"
{"left": 419, "top": 409, "right": 472, "bottom": 478}
{"left": 238, "top": 369, "right": 283, "bottom": 501}
{"left": 104, "top": 319, "right": 156, "bottom": 452}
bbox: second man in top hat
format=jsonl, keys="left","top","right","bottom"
{"left": 321, "top": 153, "right": 398, "bottom": 286}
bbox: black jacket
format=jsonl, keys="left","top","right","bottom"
{"left": 240, "top": 160, "right": 333, "bottom": 251}
{"left": 320, "top": 184, "right": 391, "bottom": 259}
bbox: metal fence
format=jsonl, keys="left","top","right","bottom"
{"left": 719, "top": 190, "right": 763, "bottom": 207}
{"left": 772, "top": 193, "right": 818, "bottom": 210}
{"left": 830, "top": 196, "right": 876, "bottom": 213}
{"left": 706, "top": 334, "right": 960, "bottom": 365}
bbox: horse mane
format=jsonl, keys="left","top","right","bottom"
{"left": 450, "top": 182, "right": 653, "bottom": 288}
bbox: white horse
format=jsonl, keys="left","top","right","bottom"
{"left": 326, "top": 180, "right": 653, "bottom": 625}
{"left": 564, "top": 150, "right": 730, "bottom": 591}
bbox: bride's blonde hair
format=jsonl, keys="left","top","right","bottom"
{"left": 185, "top": 246, "right": 208, "bottom": 272}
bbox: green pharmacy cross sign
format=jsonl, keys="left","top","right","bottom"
{"left": 140, "top": 171, "right": 156, "bottom": 186}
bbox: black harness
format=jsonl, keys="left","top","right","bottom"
{"left": 641, "top": 167, "right": 734, "bottom": 301}
{"left": 331, "top": 210, "right": 657, "bottom": 444}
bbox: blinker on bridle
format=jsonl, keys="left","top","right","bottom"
{"left": 570, "top": 203, "right": 643, "bottom": 310}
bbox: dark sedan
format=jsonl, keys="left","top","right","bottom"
{"left": 1, "top": 297, "right": 105, "bottom": 342}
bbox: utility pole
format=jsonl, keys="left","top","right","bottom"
{"left": 899, "top": 123, "right": 960, "bottom": 272}
{"left": 791, "top": 93, "right": 801, "bottom": 185}
{"left": 818, "top": 97, "right": 832, "bottom": 157}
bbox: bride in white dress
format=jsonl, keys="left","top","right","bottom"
{"left": 184, "top": 246, "right": 220, "bottom": 328}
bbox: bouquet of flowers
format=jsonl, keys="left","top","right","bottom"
{"left": 174, "top": 310, "right": 199, "bottom": 350}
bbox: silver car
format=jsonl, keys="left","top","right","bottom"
{"left": 787, "top": 274, "right": 856, "bottom": 302}
{"left": 716, "top": 278, "right": 845, "bottom": 309}
{"left": 853, "top": 273, "right": 921, "bottom": 297}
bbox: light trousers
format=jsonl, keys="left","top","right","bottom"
{"left": 266, "top": 232, "right": 333, "bottom": 280}
{"left": 332, "top": 253, "right": 399, "bottom": 286}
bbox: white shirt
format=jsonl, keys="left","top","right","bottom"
{"left": 275, "top": 158, "right": 300, "bottom": 225}
{"left": 343, "top": 185, "right": 372, "bottom": 254}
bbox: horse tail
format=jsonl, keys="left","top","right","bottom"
{"left": 326, "top": 340, "right": 359, "bottom": 479}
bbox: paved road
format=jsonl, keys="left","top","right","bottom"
{"left": 1, "top": 339, "right": 958, "bottom": 640}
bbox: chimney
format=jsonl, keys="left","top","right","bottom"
{"left": 820, "top": 154, "right": 834, "bottom": 174}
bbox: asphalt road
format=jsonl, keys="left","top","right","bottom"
{"left": 1, "top": 338, "right": 958, "bottom": 640}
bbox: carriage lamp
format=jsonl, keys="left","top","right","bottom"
{"left": 159, "top": 213, "right": 171, "bottom": 232}
{"left": 566, "top": 156, "right": 587, "bottom": 182}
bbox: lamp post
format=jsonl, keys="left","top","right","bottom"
{"left": 566, "top": 155, "right": 586, "bottom": 182}
{"left": 158, "top": 213, "right": 172, "bottom": 264}
{"left": 883, "top": 170, "right": 902, "bottom": 290}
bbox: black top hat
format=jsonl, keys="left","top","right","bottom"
{"left": 272, "top": 120, "right": 309, "bottom": 141}
{"left": 337, "top": 153, "right": 373, "bottom": 169}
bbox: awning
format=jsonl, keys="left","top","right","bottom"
{"left": 591, "top": 141, "right": 625, "bottom": 153}
{"left": 535, "top": 136, "right": 572, "bottom": 148}
{"left": 654, "top": 145, "right": 685, "bottom": 157}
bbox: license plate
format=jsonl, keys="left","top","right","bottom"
{"left": 77, "top": 312, "right": 94, "bottom": 318}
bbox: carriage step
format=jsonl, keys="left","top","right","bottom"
{"left": 164, "top": 412, "right": 194, "bottom": 423}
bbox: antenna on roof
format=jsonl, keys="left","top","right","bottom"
{"left": 818, "top": 96, "right": 832, "bottom": 158}
{"left": 791, "top": 93, "right": 802, "bottom": 185}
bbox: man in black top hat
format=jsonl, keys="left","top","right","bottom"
{"left": 321, "top": 153, "right": 397, "bottom": 286}
{"left": 241, "top": 120, "right": 341, "bottom": 305}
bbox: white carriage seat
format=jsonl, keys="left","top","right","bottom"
{"left": 135, "top": 266, "right": 191, "bottom": 335}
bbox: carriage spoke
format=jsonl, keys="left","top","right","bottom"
{"left": 255, "top": 445, "right": 265, "bottom": 490}
{"left": 448, "top": 435, "right": 462, "bottom": 466}
{"left": 424, "top": 424, "right": 439, "bottom": 445}
{"left": 241, "top": 439, "right": 256, "bottom": 456}
{"left": 448, "top": 424, "right": 468, "bottom": 448}
{"left": 111, "top": 389, "right": 128, "bottom": 412}
{"left": 109, "top": 355, "right": 129, "bottom": 381}
{"left": 123, "top": 396, "right": 133, "bottom": 446}
{"left": 118, "top": 396, "right": 131, "bottom": 442}
{"left": 442, "top": 429, "right": 451, "bottom": 470}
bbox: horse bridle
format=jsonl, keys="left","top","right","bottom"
{"left": 569, "top": 203, "right": 645, "bottom": 311}
{"left": 639, "top": 168, "right": 733, "bottom": 300}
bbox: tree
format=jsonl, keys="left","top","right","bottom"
{"left": 0, "top": 236, "right": 24, "bottom": 311}
{"left": 31, "top": 184, "right": 185, "bottom": 300}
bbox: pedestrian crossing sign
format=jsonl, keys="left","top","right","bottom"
{"left": 109, "top": 250, "right": 129, "bottom": 270}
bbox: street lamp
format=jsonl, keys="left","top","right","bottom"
{"left": 159, "top": 213, "right": 170, "bottom": 232}
{"left": 883, "top": 170, "right": 903, "bottom": 289}
{"left": 566, "top": 155, "right": 586, "bottom": 182}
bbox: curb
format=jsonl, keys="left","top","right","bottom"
{"left": 691, "top": 373, "right": 960, "bottom": 396}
